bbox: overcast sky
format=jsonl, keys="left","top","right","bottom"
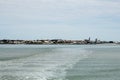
{"left": 0, "top": 0, "right": 120, "bottom": 41}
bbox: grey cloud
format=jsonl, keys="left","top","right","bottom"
{"left": 0, "top": 0, "right": 120, "bottom": 22}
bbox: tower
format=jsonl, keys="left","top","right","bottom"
{"left": 88, "top": 37, "right": 90, "bottom": 42}
{"left": 95, "top": 38, "right": 97, "bottom": 43}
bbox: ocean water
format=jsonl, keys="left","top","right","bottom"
{"left": 0, "top": 44, "right": 120, "bottom": 80}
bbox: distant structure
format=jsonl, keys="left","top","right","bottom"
{"left": 88, "top": 37, "right": 91, "bottom": 42}
{"left": 95, "top": 38, "right": 98, "bottom": 43}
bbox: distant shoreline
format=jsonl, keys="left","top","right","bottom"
{"left": 0, "top": 39, "right": 119, "bottom": 45}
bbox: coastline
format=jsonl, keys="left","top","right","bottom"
{"left": 0, "top": 39, "right": 117, "bottom": 45}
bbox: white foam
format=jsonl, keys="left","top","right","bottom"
{"left": 0, "top": 48, "right": 92, "bottom": 80}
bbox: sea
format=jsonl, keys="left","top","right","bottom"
{"left": 0, "top": 44, "right": 120, "bottom": 80}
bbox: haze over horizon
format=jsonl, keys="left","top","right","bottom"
{"left": 0, "top": 0, "right": 120, "bottom": 41}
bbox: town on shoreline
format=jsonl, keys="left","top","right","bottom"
{"left": 0, "top": 38, "right": 119, "bottom": 45}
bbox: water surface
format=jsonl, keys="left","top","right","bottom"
{"left": 0, "top": 44, "right": 120, "bottom": 80}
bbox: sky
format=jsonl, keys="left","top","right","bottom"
{"left": 0, "top": 0, "right": 120, "bottom": 41}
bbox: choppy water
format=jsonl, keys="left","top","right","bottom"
{"left": 0, "top": 44, "right": 120, "bottom": 80}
